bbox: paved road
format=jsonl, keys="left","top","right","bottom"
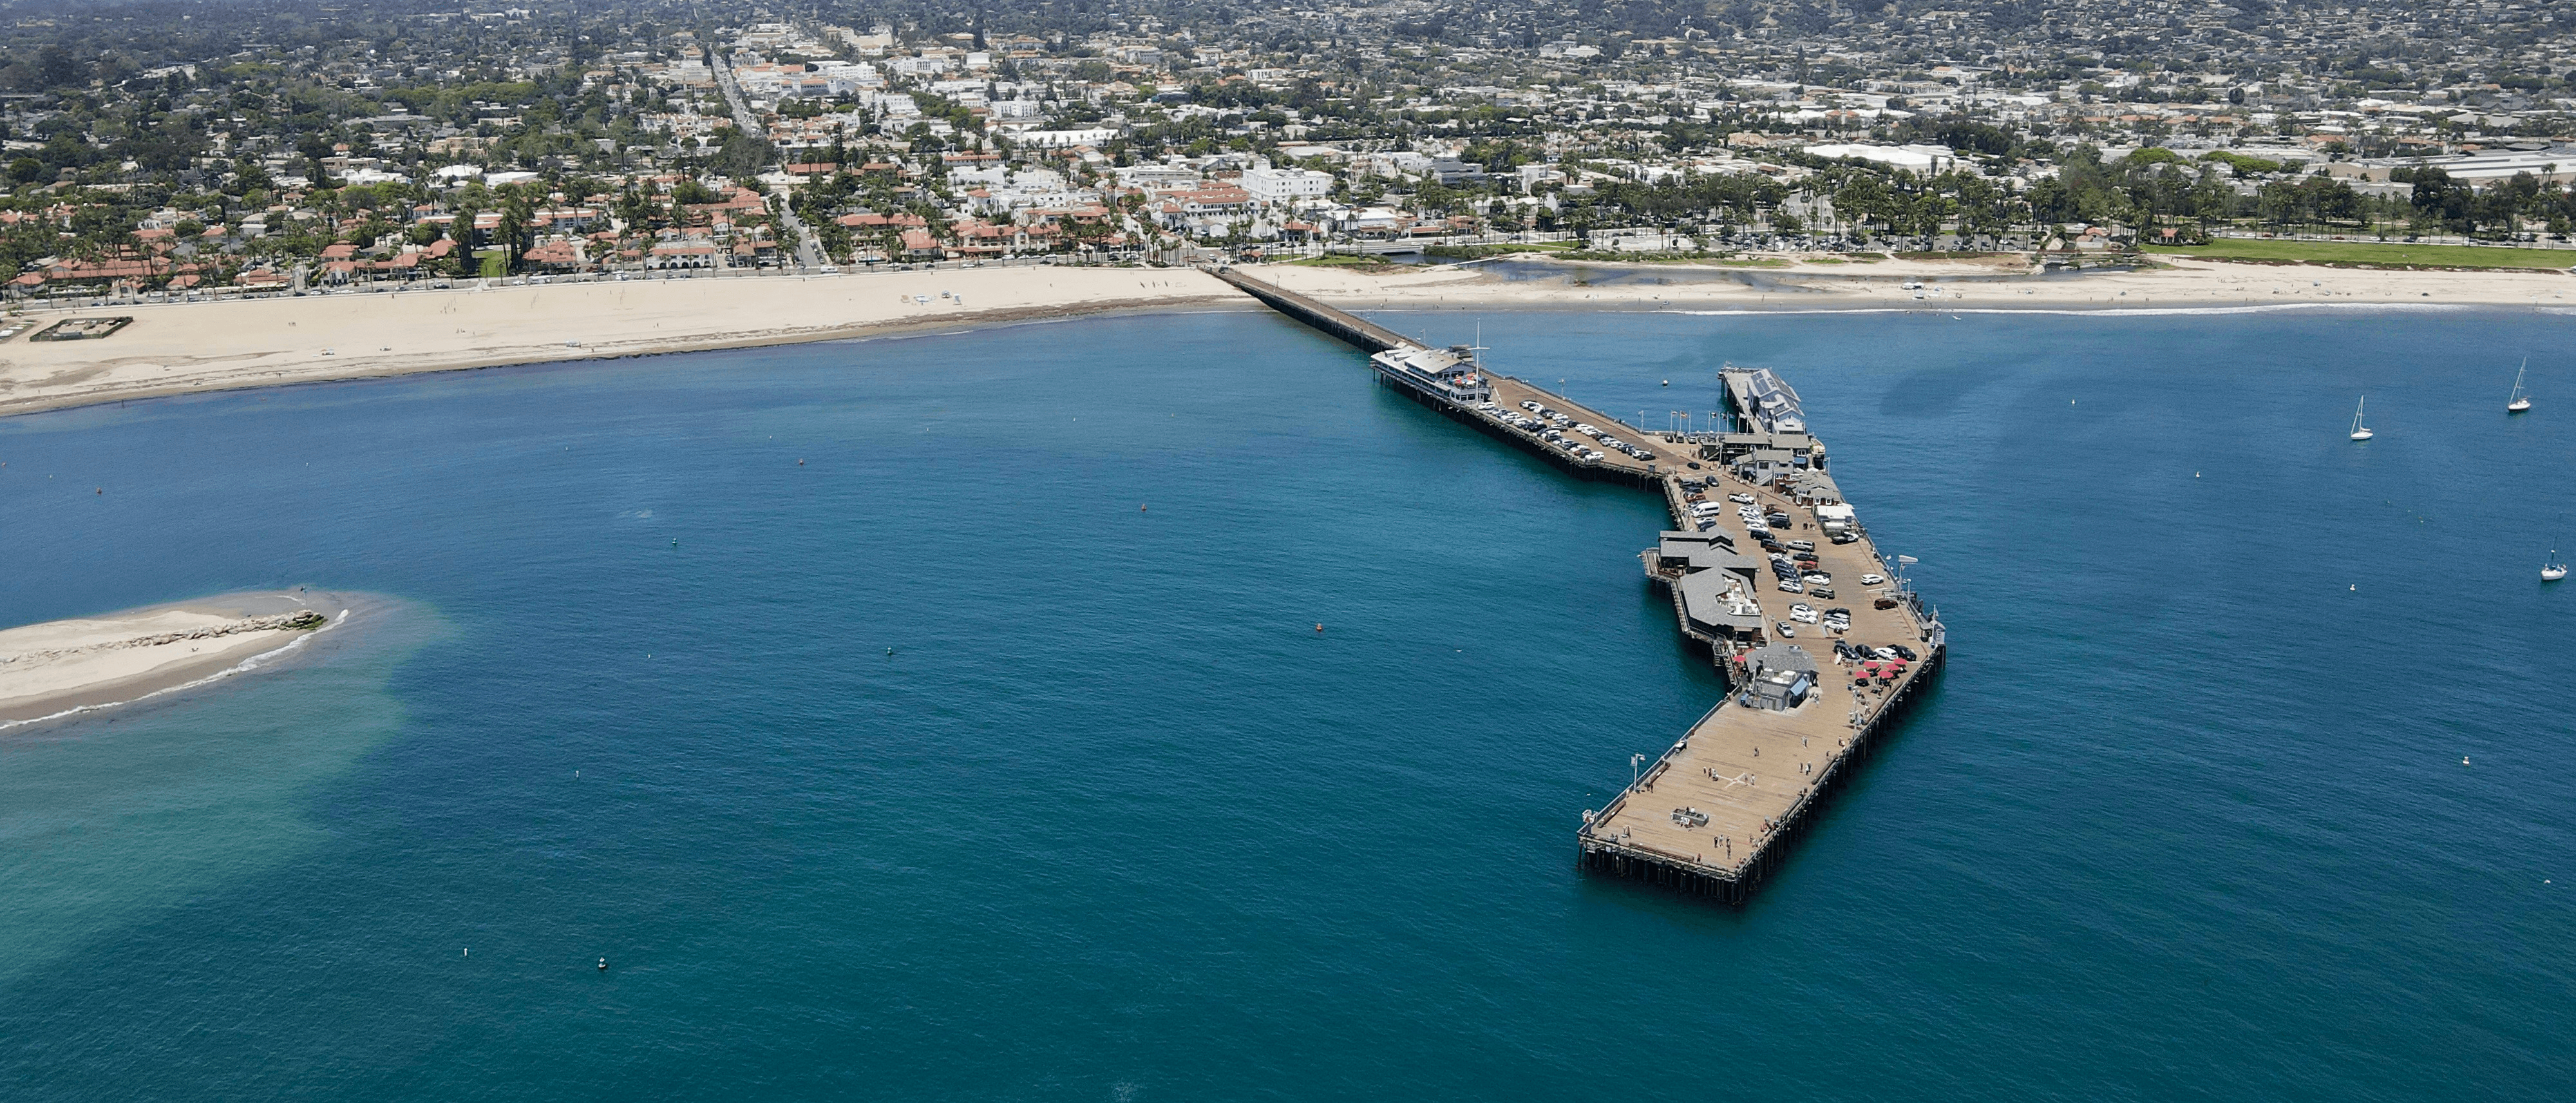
{"left": 711, "top": 49, "right": 825, "bottom": 271}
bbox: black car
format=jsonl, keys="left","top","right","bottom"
{"left": 1891, "top": 645, "right": 1918, "bottom": 661}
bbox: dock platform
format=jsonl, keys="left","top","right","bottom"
{"left": 1214, "top": 266, "right": 1945, "bottom": 903}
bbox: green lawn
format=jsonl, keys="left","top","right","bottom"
{"left": 475, "top": 249, "right": 509, "bottom": 278}
{"left": 1424, "top": 242, "right": 1578, "bottom": 260}
{"left": 2143, "top": 238, "right": 2576, "bottom": 271}
{"left": 1289, "top": 253, "right": 1400, "bottom": 269}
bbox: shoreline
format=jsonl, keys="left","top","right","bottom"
{"left": 1, "top": 258, "right": 2567, "bottom": 419}
{"left": 0, "top": 266, "right": 1240, "bottom": 419}
{"left": 0, "top": 592, "right": 353, "bottom": 731}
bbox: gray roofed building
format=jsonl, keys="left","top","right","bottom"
{"left": 1740, "top": 642, "right": 1818, "bottom": 679}
{"left": 1656, "top": 530, "right": 1759, "bottom": 577}
{"left": 1677, "top": 567, "right": 1766, "bottom": 639}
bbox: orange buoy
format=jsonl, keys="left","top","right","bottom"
{"left": 1314, "top": 623, "right": 1324, "bottom": 633}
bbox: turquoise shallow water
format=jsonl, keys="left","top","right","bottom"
{"left": 1, "top": 305, "right": 2570, "bottom": 1100}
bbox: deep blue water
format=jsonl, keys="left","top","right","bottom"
{"left": 2, "top": 305, "right": 2571, "bottom": 1100}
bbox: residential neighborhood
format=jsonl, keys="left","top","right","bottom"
{"left": 5, "top": 0, "right": 2576, "bottom": 300}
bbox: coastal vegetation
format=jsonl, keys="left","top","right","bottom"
{"left": 2140, "top": 238, "right": 2576, "bottom": 271}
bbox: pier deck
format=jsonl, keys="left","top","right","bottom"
{"left": 1214, "top": 265, "right": 1943, "bottom": 902}
{"left": 1582, "top": 464, "right": 1942, "bottom": 897}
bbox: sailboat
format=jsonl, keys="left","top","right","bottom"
{"left": 2507, "top": 360, "right": 2532, "bottom": 413}
{"left": 2546, "top": 551, "right": 2568, "bottom": 582}
{"left": 2348, "top": 396, "right": 2373, "bottom": 441}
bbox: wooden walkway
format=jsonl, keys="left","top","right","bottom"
{"left": 1211, "top": 264, "right": 1944, "bottom": 903}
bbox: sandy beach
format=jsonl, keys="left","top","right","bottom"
{"left": 1250, "top": 254, "right": 2576, "bottom": 314}
{"left": 0, "top": 257, "right": 2566, "bottom": 418}
{"left": 0, "top": 593, "right": 342, "bottom": 728}
{"left": 0, "top": 265, "right": 1238, "bottom": 418}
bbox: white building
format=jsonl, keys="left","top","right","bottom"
{"left": 1240, "top": 167, "right": 1334, "bottom": 204}
{"left": 1805, "top": 143, "right": 1960, "bottom": 175}
{"left": 1014, "top": 128, "right": 1119, "bottom": 149}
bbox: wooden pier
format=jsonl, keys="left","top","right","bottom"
{"left": 1213, "top": 266, "right": 1945, "bottom": 903}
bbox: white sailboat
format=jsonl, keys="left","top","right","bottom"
{"left": 2507, "top": 360, "right": 2532, "bottom": 413}
{"left": 2348, "top": 396, "right": 2373, "bottom": 441}
{"left": 2546, "top": 551, "right": 2568, "bottom": 582}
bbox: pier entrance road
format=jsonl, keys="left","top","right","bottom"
{"left": 1481, "top": 376, "right": 1703, "bottom": 477}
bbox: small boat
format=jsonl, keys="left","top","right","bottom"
{"left": 2349, "top": 396, "right": 2373, "bottom": 441}
{"left": 2546, "top": 551, "right": 2568, "bottom": 582}
{"left": 2508, "top": 360, "right": 2532, "bottom": 413}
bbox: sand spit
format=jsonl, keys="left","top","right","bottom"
{"left": 0, "top": 593, "right": 347, "bottom": 729}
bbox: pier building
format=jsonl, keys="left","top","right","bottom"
{"left": 1213, "top": 267, "right": 1944, "bottom": 903}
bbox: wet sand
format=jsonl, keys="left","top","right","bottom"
{"left": 0, "top": 592, "right": 348, "bottom": 729}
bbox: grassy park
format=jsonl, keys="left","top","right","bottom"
{"left": 2142, "top": 238, "right": 2576, "bottom": 271}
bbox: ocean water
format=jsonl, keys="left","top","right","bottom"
{"left": 1, "top": 304, "right": 2570, "bottom": 1100}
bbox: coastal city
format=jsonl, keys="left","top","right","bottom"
{"left": 2, "top": 1, "right": 2571, "bottom": 1096}
{"left": 3, "top": 0, "right": 2576, "bottom": 298}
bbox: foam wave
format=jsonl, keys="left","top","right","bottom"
{"left": 0, "top": 606, "right": 351, "bottom": 733}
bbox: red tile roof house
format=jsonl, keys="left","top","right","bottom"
{"left": 11, "top": 255, "right": 199, "bottom": 295}
{"left": 951, "top": 220, "right": 1012, "bottom": 256}
{"left": 835, "top": 212, "right": 930, "bottom": 231}
{"left": 522, "top": 240, "right": 588, "bottom": 272}
{"left": 898, "top": 227, "right": 943, "bottom": 260}
{"left": 685, "top": 187, "right": 771, "bottom": 220}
